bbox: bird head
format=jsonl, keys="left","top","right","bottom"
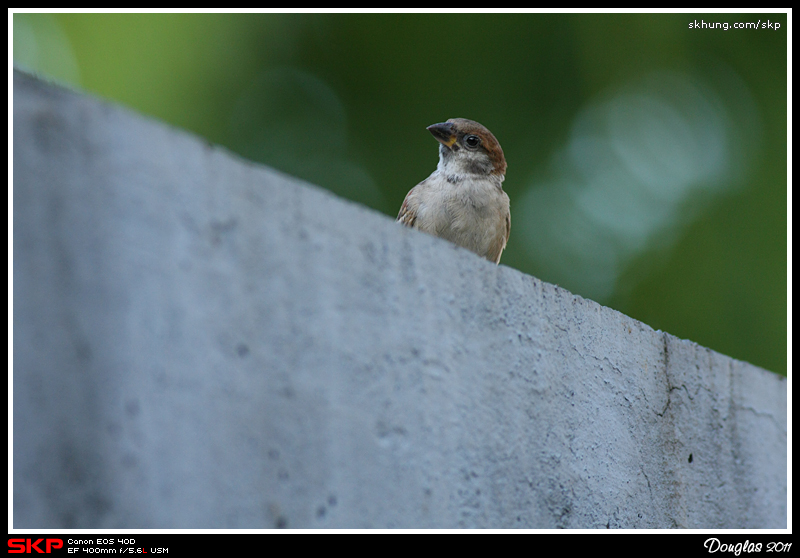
{"left": 427, "top": 118, "right": 507, "bottom": 179}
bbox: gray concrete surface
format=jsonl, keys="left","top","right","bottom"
{"left": 13, "top": 70, "right": 787, "bottom": 529}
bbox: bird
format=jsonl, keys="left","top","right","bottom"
{"left": 397, "top": 118, "right": 510, "bottom": 264}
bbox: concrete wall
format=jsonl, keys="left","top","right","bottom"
{"left": 13, "top": 70, "right": 787, "bottom": 529}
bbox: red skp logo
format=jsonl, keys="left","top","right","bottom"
{"left": 8, "top": 539, "right": 63, "bottom": 554}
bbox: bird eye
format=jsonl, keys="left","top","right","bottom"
{"left": 464, "top": 134, "right": 481, "bottom": 149}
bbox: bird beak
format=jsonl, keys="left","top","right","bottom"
{"left": 427, "top": 122, "right": 458, "bottom": 149}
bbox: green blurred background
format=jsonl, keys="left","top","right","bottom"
{"left": 13, "top": 12, "right": 788, "bottom": 375}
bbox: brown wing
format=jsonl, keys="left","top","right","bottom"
{"left": 488, "top": 206, "right": 511, "bottom": 264}
{"left": 502, "top": 208, "right": 511, "bottom": 262}
{"left": 396, "top": 187, "right": 419, "bottom": 228}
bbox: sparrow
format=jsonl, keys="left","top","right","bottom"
{"left": 397, "top": 118, "right": 510, "bottom": 264}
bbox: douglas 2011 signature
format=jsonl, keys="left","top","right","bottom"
{"left": 704, "top": 538, "right": 792, "bottom": 555}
